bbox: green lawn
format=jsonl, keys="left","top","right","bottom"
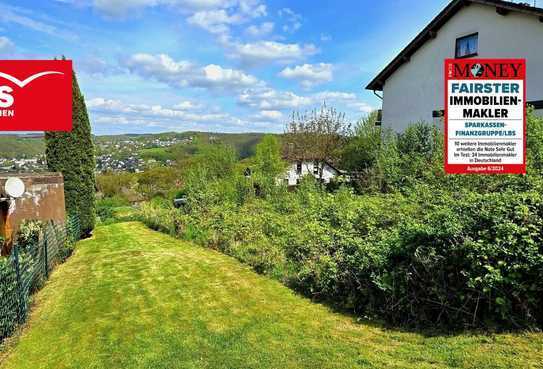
{"left": 1, "top": 222, "right": 542, "bottom": 369}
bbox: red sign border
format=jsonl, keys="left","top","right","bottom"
{"left": 0, "top": 59, "right": 73, "bottom": 132}
{"left": 444, "top": 58, "right": 526, "bottom": 175}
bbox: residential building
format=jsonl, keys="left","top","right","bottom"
{"left": 366, "top": 0, "right": 543, "bottom": 131}
{"left": 283, "top": 160, "right": 342, "bottom": 186}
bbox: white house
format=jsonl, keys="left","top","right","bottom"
{"left": 366, "top": 0, "right": 543, "bottom": 131}
{"left": 283, "top": 160, "right": 342, "bottom": 186}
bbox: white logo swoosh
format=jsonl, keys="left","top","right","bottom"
{"left": 0, "top": 71, "right": 64, "bottom": 88}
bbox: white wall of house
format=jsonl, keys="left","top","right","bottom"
{"left": 283, "top": 161, "right": 340, "bottom": 186}
{"left": 381, "top": 3, "right": 543, "bottom": 131}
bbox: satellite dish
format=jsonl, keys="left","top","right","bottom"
{"left": 5, "top": 177, "right": 25, "bottom": 198}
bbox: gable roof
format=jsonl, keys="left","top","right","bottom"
{"left": 366, "top": 0, "right": 543, "bottom": 91}
{"left": 286, "top": 158, "right": 344, "bottom": 174}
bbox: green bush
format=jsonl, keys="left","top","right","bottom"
{"left": 140, "top": 199, "right": 179, "bottom": 236}
{"left": 138, "top": 111, "right": 543, "bottom": 330}
{"left": 0, "top": 256, "right": 19, "bottom": 338}
{"left": 370, "top": 189, "right": 543, "bottom": 328}
{"left": 96, "top": 196, "right": 134, "bottom": 224}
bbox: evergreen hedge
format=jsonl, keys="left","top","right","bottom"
{"left": 45, "top": 68, "right": 96, "bottom": 237}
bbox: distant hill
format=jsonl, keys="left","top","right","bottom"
{"left": 0, "top": 132, "right": 269, "bottom": 160}
{"left": 0, "top": 135, "right": 45, "bottom": 158}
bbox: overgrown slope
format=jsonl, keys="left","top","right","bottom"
{"left": 1, "top": 222, "right": 542, "bottom": 369}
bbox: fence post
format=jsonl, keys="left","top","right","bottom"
{"left": 12, "top": 245, "right": 24, "bottom": 323}
{"left": 44, "top": 234, "right": 49, "bottom": 279}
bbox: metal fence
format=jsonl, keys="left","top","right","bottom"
{"left": 0, "top": 216, "right": 80, "bottom": 342}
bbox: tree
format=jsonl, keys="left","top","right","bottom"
{"left": 136, "top": 166, "right": 178, "bottom": 199}
{"left": 45, "top": 67, "right": 96, "bottom": 237}
{"left": 284, "top": 104, "right": 350, "bottom": 182}
{"left": 252, "top": 135, "right": 286, "bottom": 196}
{"left": 194, "top": 143, "right": 238, "bottom": 180}
{"left": 254, "top": 135, "right": 285, "bottom": 179}
{"left": 341, "top": 111, "right": 381, "bottom": 172}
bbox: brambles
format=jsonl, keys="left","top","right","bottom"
{"left": 137, "top": 110, "right": 543, "bottom": 330}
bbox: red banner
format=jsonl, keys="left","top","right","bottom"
{"left": 444, "top": 59, "right": 526, "bottom": 175}
{"left": 0, "top": 60, "right": 72, "bottom": 131}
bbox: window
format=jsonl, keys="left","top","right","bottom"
{"left": 455, "top": 33, "right": 478, "bottom": 58}
{"left": 313, "top": 161, "right": 320, "bottom": 176}
{"left": 296, "top": 161, "right": 302, "bottom": 175}
{"left": 375, "top": 109, "right": 382, "bottom": 127}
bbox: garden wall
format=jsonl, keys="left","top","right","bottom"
{"left": 0, "top": 173, "right": 66, "bottom": 255}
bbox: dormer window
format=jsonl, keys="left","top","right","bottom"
{"left": 455, "top": 33, "right": 478, "bottom": 58}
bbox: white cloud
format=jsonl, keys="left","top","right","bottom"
{"left": 239, "top": 87, "right": 312, "bottom": 110}
{"left": 173, "top": 100, "right": 201, "bottom": 110}
{"left": 239, "top": 87, "right": 375, "bottom": 117}
{"left": 87, "top": 89, "right": 373, "bottom": 134}
{"left": 186, "top": 0, "right": 265, "bottom": 35}
{"left": 278, "top": 7, "right": 301, "bottom": 33}
{"left": 245, "top": 22, "right": 274, "bottom": 37}
{"left": 89, "top": 97, "right": 228, "bottom": 123}
{"left": 279, "top": 63, "right": 333, "bottom": 88}
{"left": 237, "top": 0, "right": 266, "bottom": 16}
{"left": 348, "top": 101, "right": 375, "bottom": 114}
{"left": 0, "top": 36, "right": 14, "bottom": 53}
{"left": 123, "top": 53, "right": 262, "bottom": 91}
{"left": 187, "top": 9, "right": 240, "bottom": 34}
{"left": 87, "top": 96, "right": 272, "bottom": 132}
{"left": 254, "top": 109, "right": 283, "bottom": 120}
{"left": 199, "top": 64, "right": 259, "bottom": 88}
{"left": 125, "top": 53, "right": 193, "bottom": 77}
{"left": 228, "top": 40, "right": 318, "bottom": 65}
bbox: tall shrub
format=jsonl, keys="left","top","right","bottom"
{"left": 45, "top": 68, "right": 96, "bottom": 237}
{"left": 253, "top": 135, "right": 286, "bottom": 196}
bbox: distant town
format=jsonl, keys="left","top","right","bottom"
{"left": 0, "top": 156, "right": 47, "bottom": 172}
{"left": 0, "top": 132, "right": 262, "bottom": 173}
{"left": 0, "top": 135, "right": 193, "bottom": 173}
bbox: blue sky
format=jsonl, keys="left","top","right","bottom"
{"left": 0, "top": 0, "right": 452, "bottom": 135}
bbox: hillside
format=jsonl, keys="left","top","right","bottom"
{"left": 2, "top": 221, "right": 542, "bottom": 369}
{"left": 0, "top": 132, "right": 267, "bottom": 160}
{"left": 0, "top": 135, "right": 45, "bottom": 158}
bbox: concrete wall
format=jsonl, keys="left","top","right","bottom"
{"left": 381, "top": 3, "right": 543, "bottom": 131}
{"left": 0, "top": 173, "right": 66, "bottom": 254}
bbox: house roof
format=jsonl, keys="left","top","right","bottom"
{"left": 287, "top": 159, "right": 344, "bottom": 174}
{"left": 366, "top": 0, "right": 543, "bottom": 91}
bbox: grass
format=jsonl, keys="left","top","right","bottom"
{"left": 1, "top": 222, "right": 542, "bottom": 369}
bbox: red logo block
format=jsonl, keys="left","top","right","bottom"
{"left": 0, "top": 60, "right": 72, "bottom": 131}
